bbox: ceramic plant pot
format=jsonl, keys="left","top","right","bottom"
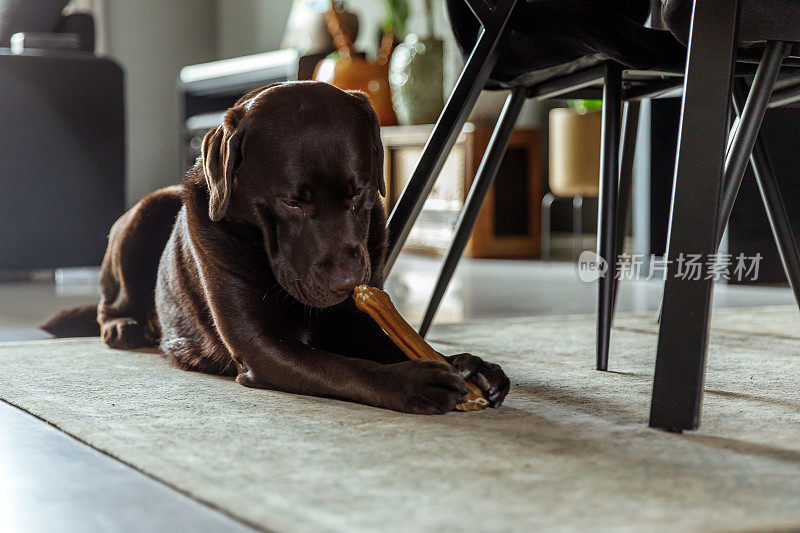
{"left": 389, "top": 34, "right": 444, "bottom": 125}
{"left": 548, "top": 108, "right": 602, "bottom": 197}
{"left": 314, "top": 56, "right": 398, "bottom": 126}
{"left": 313, "top": 4, "right": 398, "bottom": 126}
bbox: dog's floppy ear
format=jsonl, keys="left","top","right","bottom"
{"left": 347, "top": 91, "right": 386, "bottom": 197}
{"left": 202, "top": 113, "right": 245, "bottom": 222}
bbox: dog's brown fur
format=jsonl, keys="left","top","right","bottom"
{"left": 43, "top": 82, "right": 509, "bottom": 414}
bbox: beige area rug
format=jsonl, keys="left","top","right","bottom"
{"left": 1, "top": 306, "right": 799, "bottom": 532}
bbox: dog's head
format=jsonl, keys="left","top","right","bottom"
{"left": 200, "top": 81, "right": 386, "bottom": 308}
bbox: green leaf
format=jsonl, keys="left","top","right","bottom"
{"left": 382, "top": 0, "right": 410, "bottom": 35}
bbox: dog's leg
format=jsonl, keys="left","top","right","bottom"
{"left": 98, "top": 186, "right": 183, "bottom": 349}
{"left": 185, "top": 261, "right": 467, "bottom": 414}
{"left": 311, "top": 300, "right": 410, "bottom": 364}
{"left": 317, "top": 300, "right": 510, "bottom": 408}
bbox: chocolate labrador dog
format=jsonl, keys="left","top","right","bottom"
{"left": 43, "top": 81, "right": 510, "bottom": 414}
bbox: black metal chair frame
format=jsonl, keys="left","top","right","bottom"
{"left": 651, "top": 1, "right": 800, "bottom": 432}
{"left": 384, "top": 0, "right": 800, "bottom": 432}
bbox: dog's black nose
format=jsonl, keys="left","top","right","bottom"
{"left": 325, "top": 245, "right": 364, "bottom": 297}
{"left": 329, "top": 273, "right": 361, "bottom": 297}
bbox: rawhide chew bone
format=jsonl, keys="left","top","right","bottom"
{"left": 352, "top": 285, "right": 488, "bottom": 411}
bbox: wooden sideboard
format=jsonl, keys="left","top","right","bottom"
{"left": 381, "top": 123, "right": 543, "bottom": 259}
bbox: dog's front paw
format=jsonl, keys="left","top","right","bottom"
{"left": 446, "top": 353, "right": 510, "bottom": 408}
{"left": 101, "top": 318, "right": 146, "bottom": 349}
{"left": 378, "top": 360, "right": 469, "bottom": 415}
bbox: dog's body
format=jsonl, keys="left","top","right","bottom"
{"left": 44, "top": 82, "right": 509, "bottom": 414}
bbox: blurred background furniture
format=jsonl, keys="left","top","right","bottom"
{"left": 542, "top": 106, "right": 602, "bottom": 261}
{"left": 382, "top": 122, "right": 541, "bottom": 259}
{"left": 0, "top": 0, "right": 94, "bottom": 52}
{"left": 0, "top": 0, "right": 124, "bottom": 271}
{"left": 181, "top": 1, "right": 362, "bottom": 169}
{"left": 180, "top": 48, "right": 300, "bottom": 168}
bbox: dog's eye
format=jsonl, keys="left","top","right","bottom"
{"left": 348, "top": 188, "right": 366, "bottom": 212}
{"left": 280, "top": 199, "right": 302, "bottom": 211}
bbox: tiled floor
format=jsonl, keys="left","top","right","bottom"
{"left": 0, "top": 254, "right": 795, "bottom": 532}
{"left": 386, "top": 255, "right": 796, "bottom": 324}
{"left": 2, "top": 254, "right": 795, "bottom": 341}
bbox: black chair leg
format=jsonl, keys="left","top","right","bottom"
{"left": 656, "top": 42, "right": 788, "bottom": 326}
{"left": 596, "top": 62, "right": 623, "bottom": 371}
{"left": 610, "top": 101, "right": 641, "bottom": 319}
{"left": 573, "top": 196, "right": 584, "bottom": 260}
{"left": 418, "top": 88, "right": 528, "bottom": 337}
{"left": 714, "top": 41, "right": 789, "bottom": 246}
{"left": 383, "top": 0, "right": 519, "bottom": 277}
{"left": 733, "top": 80, "right": 800, "bottom": 311}
{"left": 655, "top": 111, "right": 739, "bottom": 326}
{"left": 649, "top": 0, "right": 739, "bottom": 432}
{"left": 541, "top": 193, "right": 556, "bottom": 262}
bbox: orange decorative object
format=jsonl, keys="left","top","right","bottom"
{"left": 313, "top": 2, "right": 398, "bottom": 126}
{"left": 314, "top": 58, "right": 397, "bottom": 126}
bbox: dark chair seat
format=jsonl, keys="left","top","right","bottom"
{"left": 447, "top": 0, "right": 686, "bottom": 86}
{"left": 663, "top": 0, "right": 800, "bottom": 45}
